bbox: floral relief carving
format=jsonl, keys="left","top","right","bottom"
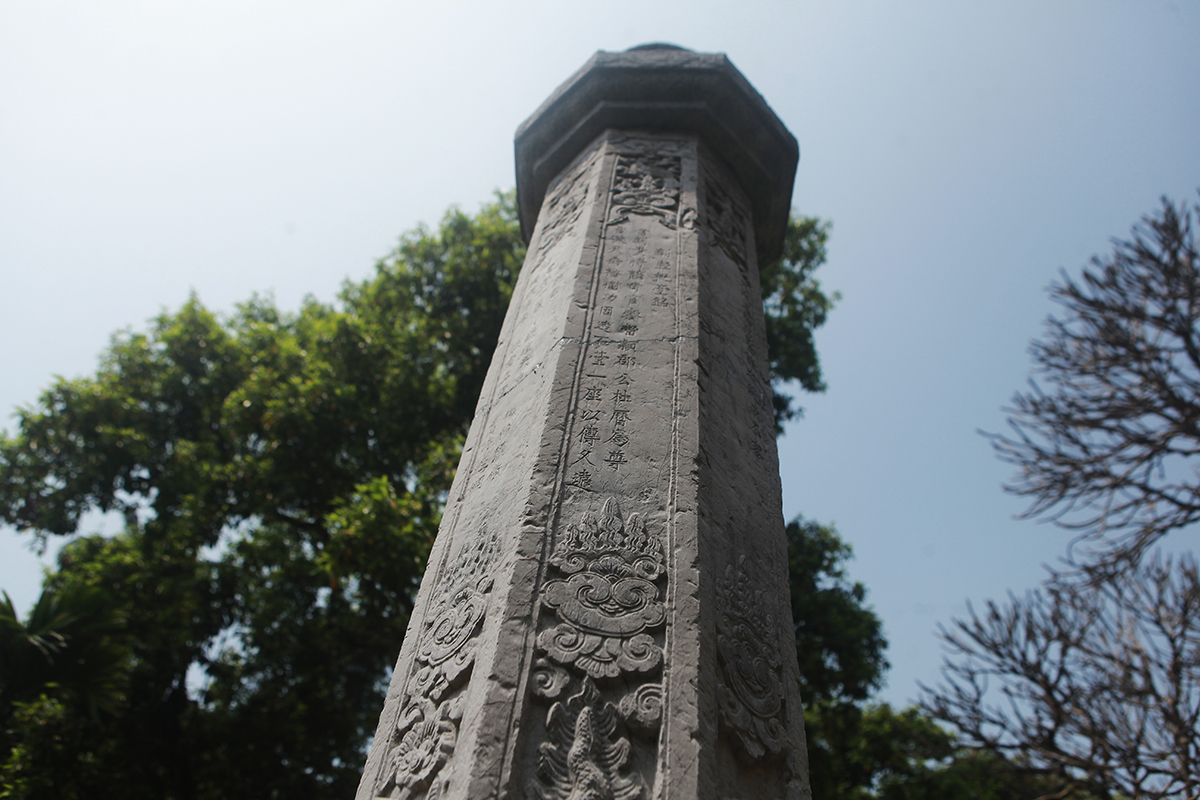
{"left": 608, "top": 154, "right": 681, "bottom": 230}
{"left": 375, "top": 531, "right": 499, "bottom": 799}
{"left": 537, "top": 498, "right": 666, "bottom": 679}
{"left": 409, "top": 573, "right": 493, "bottom": 701}
{"left": 716, "top": 555, "right": 788, "bottom": 760}
{"left": 380, "top": 697, "right": 459, "bottom": 800}
{"left": 530, "top": 678, "right": 643, "bottom": 800}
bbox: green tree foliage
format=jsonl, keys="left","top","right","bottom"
{"left": 762, "top": 216, "right": 838, "bottom": 428}
{"left": 804, "top": 700, "right": 1075, "bottom": 800}
{"left": 787, "top": 518, "right": 887, "bottom": 704}
{"left": 0, "top": 584, "right": 129, "bottom": 728}
{"left": 0, "top": 584, "right": 131, "bottom": 799}
{"left": 0, "top": 195, "right": 523, "bottom": 798}
{"left": 1, "top": 695, "right": 114, "bottom": 799}
{"left": 807, "top": 702, "right": 951, "bottom": 800}
{"left": 0, "top": 195, "right": 845, "bottom": 798}
{"left": 786, "top": 523, "right": 1070, "bottom": 800}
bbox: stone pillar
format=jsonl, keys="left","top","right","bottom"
{"left": 357, "top": 45, "right": 808, "bottom": 800}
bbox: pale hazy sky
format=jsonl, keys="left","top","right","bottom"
{"left": 2, "top": 0, "right": 1198, "bottom": 707}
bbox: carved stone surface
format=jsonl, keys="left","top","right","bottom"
{"left": 357, "top": 45, "right": 809, "bottom": 800}
{"left": 531, "top": 678, "right": 642, "bottom": 800}
{"left": 716, "top": 556, "right": 787, "bottom": 760}
{"left": 373, "top": 531, "right": 497, "bottom": 799}
{"left": 538, "top": 498, "right": 666, "bottom": 679}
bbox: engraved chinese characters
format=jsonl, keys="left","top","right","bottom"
{"left": 566, "top": 143, "right": 682, "bottom": 495}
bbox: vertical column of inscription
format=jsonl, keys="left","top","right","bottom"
{"left": 525, "top": 139, "right": 684, "bottom": 800}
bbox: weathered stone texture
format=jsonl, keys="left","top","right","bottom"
{"left": 358, "top": 46, "right": 808, "bottom": 800}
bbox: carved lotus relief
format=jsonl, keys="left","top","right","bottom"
{"left": 537, "top": 498, "right": 666, "bottom": 680}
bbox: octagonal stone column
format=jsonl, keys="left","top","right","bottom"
{"left": 357, "top": 45, "right": 809, "bottom": 800}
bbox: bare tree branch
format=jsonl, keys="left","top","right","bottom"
{"left": 920, "top": 554, "right": 1200, "bottom": 799}
{"left": 984, "top": 196, "right": 1200, "bottom": 578}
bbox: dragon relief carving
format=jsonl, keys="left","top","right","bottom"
{"left": 608, "top": 154, "right": 681, "bottom": 230}
{"left": 531, "top": 678, "right": 643, "bottom": 800}
{"left": 375, "top": 531, "right": 499, "bottom": 799}
{"left": 537, "top": 498, "right": 666, "bottom": 679}
{"left": 715, "top": 555, "right": 788, "bottom": 760}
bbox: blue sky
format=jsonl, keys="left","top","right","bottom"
{"left": 2, "top": 0, "right": 1198, "bottom": 707}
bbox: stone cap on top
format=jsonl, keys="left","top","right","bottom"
{"left": 514, "top": 44, "right": 799, "bottom": 268}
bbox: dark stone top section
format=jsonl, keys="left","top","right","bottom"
{"left": 514, "top": 47, "right": 799, "bottom": 267}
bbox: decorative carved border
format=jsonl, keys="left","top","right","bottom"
{"left": 374, "top": 531, "right": 498, "bottom": 800}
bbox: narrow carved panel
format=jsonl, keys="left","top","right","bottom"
{"left": 522, "top": 138, "right": 686, "bottom": 799}
{"left": 536, "top": 149, "right": 600, "bottom": 263}
{"left": 702, "top": 173, "right": 750, "bottom": 272}
{"left": 374, "top": 532, "right": 498, "bottom": 799}
{"left": 504, "top": 146, "right": 603, "bottom": 380}
{"left": 530, "top": 498, "right": 663, "bottom": 799}
{"left": 715, "top": 555, "right": 788, "bottom": 761}
{"left": 561, "top": 144, "right": 682, "bottom": 497}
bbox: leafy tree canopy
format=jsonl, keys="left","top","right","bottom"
{"left": 804, "top": 701, "right": 1074, "bottom": 800}
{"left": 787, "top": 517, "right": 887, "bottom": 704}
{"left": 763, "top": 216, "right": 837, "bottom": 428}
